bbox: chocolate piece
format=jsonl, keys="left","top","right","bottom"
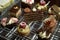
{"left": 9, "top": 5, "right": 21, "bottom": 17}
{"left": 10, "top": 5, "right": 20, "bottom": 13}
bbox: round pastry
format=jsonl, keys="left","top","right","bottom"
{"left": 17, "top": 22, "right": 30, "bottom": 36}
{"left": 37, "top": 0, "right": 50, "bottom": 11}
{"left": 24, "top": 8, "right": 31, "bottom": 13}
{"left": 37, "top": 0, "right": 46, "bottom": 10}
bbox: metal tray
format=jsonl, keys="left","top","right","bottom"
{"left": 0, "top": 20, "right": 59, "bottom": 40}
{"left": 6, "top": 21, "right": 40, "bottom": 40}
{"left": 50, "top": 22, "right": 60, "bottom": 40}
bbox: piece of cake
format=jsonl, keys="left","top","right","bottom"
{"left": 1, "top": 17, "right": 18, "bottom": 29}
{"left": 1, "top": 17, "right": 18, "bottom": 26}
{"left": 16, "top": 8, "right": 21, "bottom": 18}
{"left": 0, "top": 0, "right": 14, "bottom": 12}
{"left": 38, "top": 15, "right": 57, "bottom": 39}
{"left": 9, "top": 5, "right": 21, "bottom": 18}
{"left": 36, "top": 0, "right": 50, "bottom": 11}
{"left": 17, "top": 22, "right": 30, "bottom": 36}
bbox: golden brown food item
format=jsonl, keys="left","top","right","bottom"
{"left": 50, "top": 5, "right": 60, "bottom": 20}
{"left": 48, "top": 5, "right": 60, "bottom": 15}
{"left": 16, "top": 9, "right": 21, "bottom": 18}
{"left": 38, "top": 15, "right": 57, "bottom": 38}
{"left": 36, "top": 0, "right": 50, "bottom": 11}
{"left": 24, "top": 8, "right": 31, "bottom": 13}
{"left": 51, "top": 5, "right": 60, "bottom": 13}
{"left": 17, "top": 22, "right": 30, "bottom": 36}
